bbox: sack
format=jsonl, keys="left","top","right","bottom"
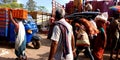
{"left": 79, "top": 18, "right": 99, "bottom": 35}
{"left": 76, "top": 29, "right": 90, "bottom": 46}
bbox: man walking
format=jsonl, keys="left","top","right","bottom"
{"left": 48, "top": 7, "right": 76, "bottom": 60}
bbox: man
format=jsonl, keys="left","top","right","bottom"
{"left": 48, "top": 7, "right": 76, "bottom": 60}
{"left": 109, "top": 17, "right": 120, "bottom": 60}
{"left": 49, "top": 17, "right": 55, "bottom": 25}
{"left": 47, "top": 17, "right": 55, "bottom": 39}
{"left": 74, "top": 22, "right": 94, "bottom": 60}
{"left": 92, "top": 12, "right": 108, "bottom": 60}
{"left": 10, "top": 10, "right": 27, "bottom": 60}
{"left": 85, "top": 2, "right": 93, "bottom": 11}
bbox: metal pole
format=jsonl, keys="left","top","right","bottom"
{"left": 52, "top": 0, "right": 55, "bottom": 17}
{"left": 52, "top": 0, "right": 63, "bottom": 17}
{"left": 42, "top": 12, "right": 43, "bottom": 27}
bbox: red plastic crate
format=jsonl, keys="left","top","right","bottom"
{"left": 12, "top": 9, "right": 28, "bottom": 20}
{"left": 0, "top": 8, "right": 9, "bottom": 37}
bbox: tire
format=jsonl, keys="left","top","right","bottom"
{"left": 32, "top": 40, "right": 41, "bottom": 49}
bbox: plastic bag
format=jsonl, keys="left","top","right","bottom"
{"left": 76, "top": 29, "right": 90, "bottom": 46}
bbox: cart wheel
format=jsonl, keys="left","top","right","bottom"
{"left": 32, "top": 40, "right": 41, "bottom": 49}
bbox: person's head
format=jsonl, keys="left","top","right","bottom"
{"left": 108, "top": 17, "right": 114, "bottom": 22}
{"left": 49, "top": 17, "right": 55, "bottom": 25}
{"left": 65, "top": 15, "right": 71, "bottom": 23}
{"left": 95, "top": 12, "right": 108, "bottom": 27}
{"left": 55, "top": 7, "right": 65, "bottom": 21}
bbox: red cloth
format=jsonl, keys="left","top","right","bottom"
{"left": 92, "top": 28, "right": 107, "bottom": 60}
{"left": 93, "top": 48, "right": 104, "bottom": 60}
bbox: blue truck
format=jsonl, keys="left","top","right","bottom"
{"left": 0, "top": 9, "right": 41, "bottom": 49}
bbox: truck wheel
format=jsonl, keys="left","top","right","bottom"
{"left": 32, "top": 40, "right": 41, "bottom": 49}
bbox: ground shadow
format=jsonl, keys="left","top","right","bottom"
{"left": 76, "top": 50, "right": 112, "bottom": 60}
{"left": 0, "top": 40, "right": 13, "bottom": 49}
{"left": 0, "top": 57, "right": 15, "bottom": 60}
{"left": 40, "top": 38, "right": 51, "bottom": 47}
{"left": 0, "top": 57, "right": 46, "bottom": 60}
{"left": 37, "top": 52, "right": 49, "bottom": 60}
{"left": 103, "top": 50, "right": 111, "bottom": 60}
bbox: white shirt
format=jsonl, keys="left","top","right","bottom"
{"left": 51, "top": 18, "right": 73, "bottom": 60}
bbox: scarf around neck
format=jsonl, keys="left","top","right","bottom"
{"left": 55, "top": 18, "right": 70, "bottom": 58}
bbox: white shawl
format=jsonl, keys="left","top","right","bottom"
{"left": 15, "top": 21, "right": 26, "bottom": 51}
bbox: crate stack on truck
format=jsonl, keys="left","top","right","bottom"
{"left": 0, "top": 8, "right": 9, "bottom": 37}
{"left": 12, "top": 9, "right": 28, "bottom": 20}
{"left": 0, "top": 8, "right": 28, "bottom": 38}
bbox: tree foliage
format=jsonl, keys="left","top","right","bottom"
{"left": 26, "top": 0, "right": 36, "bottom": 11}
{"left": 0, "top": 0, "right": 48, "bottom": 12}
{"left": 26, "top": 0, "right": 48, "bottom": 12}
{"left": 0, "top": 2, "right": 23, "bottom": 8}
{"left": 0, "top": 4, "right": 10, "bottom": 8}
{"left": 37, "top": 6, "right": 48, "bottom": 12}
{"left": 0, "top": 0, "right": 11, "bottom": 3}
{"left": 0, "top": 0, "right": 17, "bottom": 4}
{"left": 10, "top": 2, "right": 23, "bottom": 8}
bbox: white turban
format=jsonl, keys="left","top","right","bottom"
{"left": 95, "top": 12, "right": 108, "bottom": 22}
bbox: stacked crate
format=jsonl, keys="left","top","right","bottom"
{"left": 0, "top": 8, "right": 9, "bottom": 37}
{"left": 12, "top": 9, "right": 28, "bottom": 20}
{"left": 0, "top": 8, "right": 28, "bottom": 37}
{"left": 28, "top": 11, "right": 37, "bottom": 19}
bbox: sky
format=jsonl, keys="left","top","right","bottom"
{"left": 18, "top": 0, "right": 72, "bottom": 13}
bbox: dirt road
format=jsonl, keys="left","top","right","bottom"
{"left": 0, "top": 34, "right": 117, "bottom": 60}
{"left": 0, "top": 34, "right": 50, "bottom": 60}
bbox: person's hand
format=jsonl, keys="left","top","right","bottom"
{"left": 73, "top": 48, "right": 77, "bottom": 58}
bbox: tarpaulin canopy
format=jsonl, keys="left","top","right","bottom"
{"left": 109, "top": 5, "right": 120, "bottom": 13}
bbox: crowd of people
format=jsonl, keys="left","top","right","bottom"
{"left": 47, "top": 6, "right": 120, "bottom": 60}
{"left": 9, "top": 2, "right": 120, "bottom": 60}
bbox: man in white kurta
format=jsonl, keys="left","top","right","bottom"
{"left": 48, "top": 7, "right": 75, "bottom": 60}
{"left": 51, "top": 18, "right": 74, "bottom": 60}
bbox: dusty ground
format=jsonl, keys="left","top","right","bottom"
{"left": 0, "top": 33, "right": 119, "bottom": 60}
